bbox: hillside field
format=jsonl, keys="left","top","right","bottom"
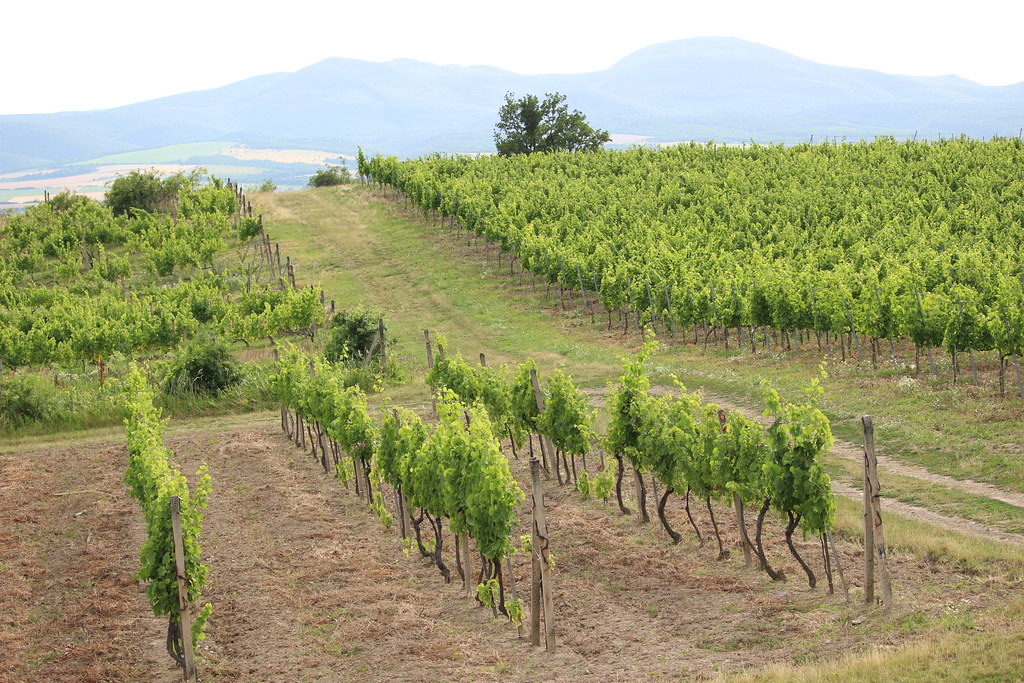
{"left": 3, "top": 183, "right": 1024, "bottom": 681}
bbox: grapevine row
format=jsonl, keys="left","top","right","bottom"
{"left": 426, "top": 336, "right": 836, "bottom": 587}
{"left": 269, "top": 346, "right": 527, "bottom": 619}
{"left": 0, "top": 176, "right": 325, "bottom": 378}
{"left": 122, "top": 366, "right": 212, "bottom": 663}
{"left": 359, "top": 140, "right": 1024, "bottom": 393}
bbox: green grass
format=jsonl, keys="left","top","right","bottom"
{"left": 829, "top": 495, "right": 1024, "bottom": 576}
{"left": 728, "top": 596, "right": 1024, "bottom": 682}
{"left": 826, "top": 454, "right": 1024, "bottom": 537}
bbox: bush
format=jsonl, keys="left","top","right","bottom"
{"left": 238, "top": 216, "right": 262, "bottom": 241}
{"left": 105, "top": 170, "right": 182, "bottom": 216}
{"left": 163, "top": 337, "right": 241, "bottom": 396}
{"left": 48, "top": 190, "right": 95, "bottom": 213}
{"left": 0, "top": 371, "right": 130, "bottom": 435}
{"left": 0, "top": 374, "right": 59, "bottom": 430}
{"left": 252, "top": 178, "right": 276, "bottom": 193}
{"left": 323, "top": 307, "right": 383, "bottom": 363}
{"left": 307, "top": 162, "right": 352, "bottom": 188}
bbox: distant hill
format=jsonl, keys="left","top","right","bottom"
{"left": 3, "top": 37, "right": 1023, "bottom": 174}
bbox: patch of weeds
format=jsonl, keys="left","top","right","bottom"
{"left": 938, "top": 604, "right": 976, "bottom": 631}
{"left": 491, "top": 661, "right": 513, "bottom": 675}
{"left": 891, "top": 610, "right": 929, "bottom": 634}
{"left": 325, "top": 643, "right": 363, "bottom": 658}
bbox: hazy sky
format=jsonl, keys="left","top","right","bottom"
{"left": 3, "top": 0, "right": 1022, "bottom": 115}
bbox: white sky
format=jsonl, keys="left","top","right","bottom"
{"left": 2, "top": 0, "right": 1022, "bottom": 115}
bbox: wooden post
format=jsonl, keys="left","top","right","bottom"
{"left": 733, "top": 492, "right": 752, "bottom": 566}
{"left": 826, "top": 528, "right": 850, "bottom": 603}
{"left": 479, "top": 352, "right": 487, "bottom": 367}
{"left": 423, "top": 329, "right": 434, "bottom": 369}
{"left": 424, "top": 329, "right": 437, "bottom": 418}
{"left": 530, "top": 515, "right": 541, "bottom": 646}
{"left": 462, "top": 531, "right": 474, "bottom": 598}
{"left": 169, "top": 497, "right": 196, "bottom": 681}
{"left": 862, "top": 416, "right": 893, "bottom": 609}
{"left": 529, "top": 458, "right": 555, "bottom": 651}
{"left": 529, "top": 369, "right": 554, "bottom": 478}
{"left": 378, "top": 318, "right": 387, "bottom": 375}
{"left": 863, "top": 425, "right": 875, "bottom": 605}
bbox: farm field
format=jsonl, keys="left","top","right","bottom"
{"left": 0, "top": 143, "right": 352, "bottom": 208}
{"left": 3, "top": 179, "right": 1024, "bottom": 681}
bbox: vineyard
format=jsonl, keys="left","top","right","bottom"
{"left": 0, "top": 173, "right": 328, "bottom": 434}
{"left": 360, "top": 139, "right": 1024, "bottom": 394}
{"left": 3, "top": 150, "right": 1024, "bottom": 681}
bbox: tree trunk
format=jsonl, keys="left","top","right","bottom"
{"left": 733, "top": 492, "right": 753, "bottom": 566}
{"left": 427, "top": 513, "right": 451, "bottom": 583}
{"left": 634, "top": 467, "right": 650, "bottom": 523}
{"left": 412, "top": 509, "right": 431, "bottom": 558}
{"left": 657, "top": 488, "right": 681, "bottom": 544}
{"left": 614, "top": 454, "right": 631, "bottom": 515}
{"left": 785, "top": 512, "right": 816, "bottom": 587}
{"left": 684, "top": 487, "right": 703, "bottom": 544}
{"left": 754, "top": 498, "right": 785, "bottom": 581}
{"left": 707, "top": 496, "right": 728, "bottom": 560}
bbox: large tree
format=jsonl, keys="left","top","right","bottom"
{"left": 493, "top": 92, "right": 610, "bottom": 156}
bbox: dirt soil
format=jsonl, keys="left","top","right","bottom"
{"left": 3, "top": 413, "right": 1021, "bottom": 682}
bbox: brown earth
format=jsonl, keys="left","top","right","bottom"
{"left": 2, "top": 415, "right": 1019, "bottom": 682}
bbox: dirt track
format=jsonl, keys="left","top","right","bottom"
{"left": 3, "top": 417, "right": 1019, "bottom": 681}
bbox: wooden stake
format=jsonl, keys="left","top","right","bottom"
{"left": 378, "top": 318, "right": 387, "bottom": 375}
{"left": 633, "top": 466, "right": 648, "bottom": 523}
{"left": 862, "top": 415, "right": 893, "bottom": 609}
{"left": 462, "top": 531, "right": 474, "bottom": 598}
{"left": 733, "top": 492, "right": 753, "bottom": 566}
{"left": 529, "top": 369, "right": 554, "bottom": 478}
{"left": 169, "top": 497, "right": 196, "bottom": 681}
{"left": 826, "top": 528, "right": 850, "bottom": 603}
{"left": 529, "top": 458, "right": 555, "bottom": 651}
{"left": 863, "top": 423, "right": 875, "bottom": 605}
{"left": 424, "top": 329, "right": 437, "bottom": 418}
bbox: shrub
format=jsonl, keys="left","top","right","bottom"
{"left": 105, "top": 170, "right": 182, "bottom": 216}
{"left": 0, "top": 373, "right": 58, "bottom": 430}
{"left": 253, "top": 178, "right": 276, "bottom": 193}
{"left": 307, "top": 162, "right": 352, "bottom": 188}
{"left": 238, "top": 216, "right": 262, "bottom": 241}
{"left": 48, "top": 190, "right": 95, "bottom": 213}
{"left": 163, "top": 337, "right": 241, "bottom": 396}
{"left": 322, "top": 307, "right": 382, "bottom": 363}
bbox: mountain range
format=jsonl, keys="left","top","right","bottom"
{"left": 2, "top": 37, "right": 1023, "bottom": 175}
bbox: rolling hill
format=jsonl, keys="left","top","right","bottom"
{"left": 2, "top": 36, "right": 1022, "bottom": 175}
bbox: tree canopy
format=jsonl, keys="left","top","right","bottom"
{"left": 493, "top": 92, "right": 610, "bottom": 156}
